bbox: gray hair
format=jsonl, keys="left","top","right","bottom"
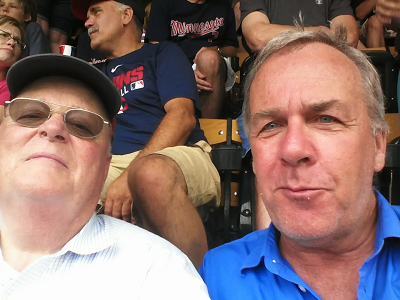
{"left": 114, "top": 1, "right": 143, "bottom": 40}
{"left": 243, "top": 26, "right": 388, "bottom": 138}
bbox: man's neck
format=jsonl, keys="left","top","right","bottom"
{"left": 279, "top": 196, "right": 378, "bottom": 300}
{"left": 106, "top": 40, "right": 144, "bottom": 60}
{"left": 0, "top": 204, "right": 91, "bottom": 272}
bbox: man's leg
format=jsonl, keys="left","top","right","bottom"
{"left": 49, "top": 30, "right": 69, "bottom": 53}
{"left": 196, "top": 49, "right": 226, "bottom": 118}
{"left": 47, "top": 0, "right": 76, "bottom": 53}
{"left": 36, "top": 16, "right": 49, "bottom": 36}
{"left": 128, "top": 142, "right": 220, "bottom": 269}
{"left": 128, "top": 154, "right": 207, "bottom": 268}
{"left": 366, "top": 15, "right": 385, "bottom": 48}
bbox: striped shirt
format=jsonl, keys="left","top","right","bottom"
{"left": 0, "top": 214, "right": 210, "bottom": 300}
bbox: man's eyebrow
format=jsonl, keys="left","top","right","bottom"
{"left": 304, "top": 99, "right": 340, "bottom": 112}
{"left": 88, "top": 5, "right": 101, "bottom": 14}
{"left": 251, "top": 99, "right": 343, "bottom": 120}
{"left": 251, "top": 108, "right": 279, "bottom": 119}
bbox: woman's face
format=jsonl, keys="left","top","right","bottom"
{"left": 0, "top": 23, "right": 22, "bottom": 67}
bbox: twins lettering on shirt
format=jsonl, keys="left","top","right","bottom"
{"left": 170, "top": 17, "right": 225, "bottom": 40}
{"left": 112, "top": 66, "right": 144, "bottom": 114}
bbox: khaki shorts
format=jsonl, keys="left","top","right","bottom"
{"left": 99, "top": 140, "right": 221, "bottom": 208}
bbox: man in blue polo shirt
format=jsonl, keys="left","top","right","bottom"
{"left": 199, "top": 27, "right": 400, "bottom": 299}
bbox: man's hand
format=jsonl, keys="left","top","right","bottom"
{"left": 104, "top": 172, "right": 133, "bottom": 222}
{"left": 376, "top": 0, "right": 400, "bottom": 24}
{"left": 193, "top": 46, "right": 218, "bottom": 92}
{"left": 194, "top": 69, "right": 213, "bottom": 92}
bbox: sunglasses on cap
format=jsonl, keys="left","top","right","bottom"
{"left": 4, "top": 97, "right": 110, "bottom": 139}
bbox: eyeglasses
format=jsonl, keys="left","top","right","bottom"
{"left": 0, "top": 28, "right": 25, "bottom": 49}
{"left": 5, "top": 98, "right": 110, "bottom": 139}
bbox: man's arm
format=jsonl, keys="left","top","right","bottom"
{"left": 134, "top": 97, "right": 196, "bottom": 159}
{"left": 330, "top": 15, "right": 359, "bottom": 48}
{"left": 354, "top": 0, "right": 377, "bottom": 20}
{"left": 376, "top": 0, "right": 400, "bottom": 23}
{"left": 242, "top": 11, "right": 292, "bottom": 52}
{"left": 104, "top": 97, "right": 196, "bottom": 221}
{"left": 242, "top": 11, "right": 329, "bottom": 52}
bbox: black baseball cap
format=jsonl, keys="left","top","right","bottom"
{"left": 7, "top": 54, "right": 121, "bottom": 121}
{"left": 71, "top": 0, "right": 145, "bottom": 25}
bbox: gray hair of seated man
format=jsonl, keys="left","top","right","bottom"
{"left": 242, "top": 26, "right": 389, "bottom": 139}
{"left": 114, "top": 1, "right": 143, "bottom": 41}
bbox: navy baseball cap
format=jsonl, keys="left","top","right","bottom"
{"left": 7, "top": 54, "right": 121, "bottom": 121}
{"left": 71, "top": 0, "right": 145, "bottom": 25}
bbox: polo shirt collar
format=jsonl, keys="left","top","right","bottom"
{"left": 373, "top": 190, "right": 400, "bottom": 253}
{"left": 240, "top": 190, "right": 400, "bottom": 273}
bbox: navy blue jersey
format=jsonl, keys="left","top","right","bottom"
{"left": 145, "top": 0, "right": 239, "bottom": 63}
{"left": 98, "top": 42, "right": 206, "bottom": 155}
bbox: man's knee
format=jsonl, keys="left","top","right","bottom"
{"left": 128, "top": 154, "right": 186, "bottom": 195}
{"left": 196, "top": 48, "right": 223, "bottom": 72}
{"left": 367, "top": 15, "right": 384, "bottom": 32}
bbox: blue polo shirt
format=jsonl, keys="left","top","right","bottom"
{"left": 199, "top": 191, "right": 400, "bottom": 299}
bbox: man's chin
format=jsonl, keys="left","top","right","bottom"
{"left": 276, "top": 220, "right": 337, "bottom": 246}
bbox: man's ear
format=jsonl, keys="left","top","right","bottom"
{"left": 374, "top": 131, "right": 387, "bottom": 173}
{"left": 24, "top": 12, "right": 31, "bottom": 22}
{"left": 121, "top": 7, "right": 133, "bottom": 25}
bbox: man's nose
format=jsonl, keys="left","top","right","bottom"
{"left": 85, "top": 16, "right": 94, "bottom": 28}
{"left": 279, "top": 120, "right": 314, "bottom": 166}
{"left": 37, "top": 113, "right": 69, "bottom": 142}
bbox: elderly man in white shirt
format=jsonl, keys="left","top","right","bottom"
{"left": 0, "top": 54, "right": 210, "bottom": 300}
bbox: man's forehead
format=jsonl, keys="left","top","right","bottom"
{"left": 253, "top": 44, "right": 360, "bottom": 92}
{"left": 249, "top": 46, "right": 364, "bottom": 118}
{"left": 18, "top": 77, "right": 102, "bottom": 108}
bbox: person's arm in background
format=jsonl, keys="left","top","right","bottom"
{"left": 241, "top": 11, "right": 329, "bottom": 52}
{"left": 375, "top": 0, "right": 400, "bottom": 23}
{"left": 355, "top": 0, "right": 377, "bottom": 19}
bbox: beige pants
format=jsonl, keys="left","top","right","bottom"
{"left": 99, "top": 140, "right": 221, "bottom": 208}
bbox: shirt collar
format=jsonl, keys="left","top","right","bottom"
{"left": 373, "top": 190, "right": 400, "bottom": 253}
{"left": 241, "top": 225, "right": 285, "bottom": 273}
{"left": 240, "top": 190, "right": 400, "bottom": 272}
{"left": 56, "top": 214, "right": 115, "bottom": 256}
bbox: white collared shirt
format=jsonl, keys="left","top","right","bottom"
{"left": 0, "top": 214, "right": 210, "bottom": 299}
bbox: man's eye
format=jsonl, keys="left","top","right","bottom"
{"left": 0, "top": 32, "right": 8, "bottom": 38}
{"left": 318, "top": 115, "right": 334, "bottom": 123}
{"left": 17, "top": 111, "right": 46, "bottom": 120}
{"left": 265, "top": 122, "right": 279, "bottom": 130}
{"left": 68, "top": 121, "right": 95, "bottom": 136}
